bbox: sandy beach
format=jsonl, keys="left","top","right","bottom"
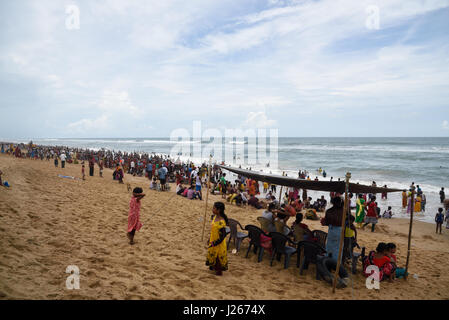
{"left": 1, "top": 153, "right": 448, "bottom": 300}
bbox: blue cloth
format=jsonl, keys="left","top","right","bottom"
{"left": 158, "top": 168, "right": 166, "bottom": 179}
{"left": 146, "top": 164, "right": 152, "bottom": 171}
{"left": 395, "top": 268, "right": 407, "bottom": 278}
{"left": 326, "top": 225, "right": 342, "bottom": 261}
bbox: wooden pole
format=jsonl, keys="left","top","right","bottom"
{"left": 278, "top": 172, "right": 284, "bottom": 204}
{"left": 201, "top": 156, "right": 212, "bottom": 242}
{"left": 404, "top": 186, "right": 415, "bottom": 280}
{"left": 332, "top": 172, "right": 351, "bottom": 293}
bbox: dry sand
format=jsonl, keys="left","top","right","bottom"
{"left": 0, "top": 153, "right": 448, "bottom": 300}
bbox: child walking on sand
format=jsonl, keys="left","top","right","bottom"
{"left": 127, "top": 187, "right": 145, "bottom": 245}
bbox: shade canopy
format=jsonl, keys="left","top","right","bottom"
{"left": 218, "top": 165, "right": 403, "bottom": 194}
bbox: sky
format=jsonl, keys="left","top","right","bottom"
{"left": 0, "top": 0, "right": 449, "bottom": 138}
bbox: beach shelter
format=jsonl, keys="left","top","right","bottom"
{"left": 214, "top": 165, "right": 414, "bottom": 292}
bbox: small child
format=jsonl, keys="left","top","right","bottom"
{"left": 54, "top": 157, "right": 59, "bottom": 167}
{"left": 150, "top": 177, "right": 158, "bottom": 190}
{"left": 386, "top": 243, "right": 407, "bottom": 279}
{"left": 383, "top": 206, "right": 393, "bottom": 219}
{"left": 127, "top": 187, "right": 145, "bottom": 245}
{"left": 435, "top": 208, "right": 444, "bottom": 234}
{"left": 344, "top": 215, "right": 359, "bottom": 262}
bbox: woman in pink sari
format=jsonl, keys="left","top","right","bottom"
{"left": 127, "top": 187, "right": 145, "bottom": 245}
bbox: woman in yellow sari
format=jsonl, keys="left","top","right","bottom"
{"left": 206, "top": 202, "right": 228, "bottom": 275}
{"left": 414, "top": 195, "right": 422, "bottom": 212}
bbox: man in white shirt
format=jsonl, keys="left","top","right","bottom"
{"left": 60, "top": 153, "right": 66, "bottom": 168}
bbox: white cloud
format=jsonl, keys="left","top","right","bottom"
{"left": 97, "top": 91, "right": 143, "bottom": 118}
{"left": 443, "top": 120, "right": 449, "bottom": 130}
{"left": 67, "top": 115, "right": 109, "bottom": 133}
{"left": 244, "top": 111, "right": 277, "bottom": 128}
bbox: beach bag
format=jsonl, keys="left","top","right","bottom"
{"left": 395, "top": 267, "right": 407, "bottom": 279}
{"left": 306, "top": 209, "right": 319, "bottom": 220}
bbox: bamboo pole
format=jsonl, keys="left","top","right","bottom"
{"left": 201, "top": 156, "right": 212, "bottom": 242}
{"left": 404, "top": 186, "right": 415, "bottom": 280}
{"left": 278, "top": 172, "right": 284, "bottom": 204}
{"left": 332, "top": 172, "right": 351, "bottom": 293}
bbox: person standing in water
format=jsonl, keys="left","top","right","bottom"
{"left": 440, "top": 188, "right": 445, "bottom": 203}
{"left": 402, "top": 190, "right": 407, "bottom": 209}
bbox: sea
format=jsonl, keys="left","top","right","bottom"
{"left": 6, "top": 137, "right": 449, "bottom": 224}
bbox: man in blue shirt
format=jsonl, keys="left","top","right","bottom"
{"left": 158, "top": 165, "right": 168, "bottom": 191}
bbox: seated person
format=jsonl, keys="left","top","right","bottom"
{"left": 304, "top": 197, "right": 312, "bottom": 209}
{"left": 311, "top": 199, "right": 321, "bottom": 211}
{"left": 248, "top": 195, "right": 262, "bottom": 209}
{"left": 292, "top": 199, "right": 304, "bottom": 211}
{"left": 382, "top": 206, "right": 393, "bottom": 218}
{"left": 363, "top": 242, "right": 396, "bottom": 282}
{"left": 290, "top": 213, "right": 314, "bottom": 241}
{"left": 181, "top": 187, "right": 189, "bottom": 197}
{"left": 261, "top": 203, "right": 277, "bottom": 233}
{"left": 176, "top": 183, "right": 185, "bottom": 195}
{"left": 265, "top": 191, "right": 273, "bottom": 200}
{"left": 187, "top": 186, "right": 195, "bottom": 199}
{"left": 274, "top": 211, "right": 290, "bottom": 236}
{"left": 284, "top": 202, "right": 297, "bottom": 217}
{"left": 386, "top": 243, "right": 407, "bottom": 279}
{"left": 317, "top": 196, "right": 327, "bottom": 211}
{"left": 150, "top": 178, "right": 158, "bottom": 190}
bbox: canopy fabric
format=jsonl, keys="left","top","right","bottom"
{"left": 218, "top": 165, "right": 403, "bottom": 194}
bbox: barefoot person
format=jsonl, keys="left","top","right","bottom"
{"left": 206, "top": 202, "right": 229, "bottom": 276}
{"left": 435, "top": 208, "right": 444, "bottom": 234}
{"left": 355, "top": 194, "right": 366, "bottom": 228}
{"left": 127, "top": 187, "right": 145, "bottom": 245}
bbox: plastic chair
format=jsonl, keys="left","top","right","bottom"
{"left": 268, "top": 232, "right": 297, "bottom": 269}
{"left": 274, "top": 219, "right": 291, "bottom": 236}
{"left": 292, "top": 225, "right": 306, "bottom": 243}
{"left": 244, "top": 225, "right": 270, "bottom": 262}
{"left": 312, "top": 230, "right": 327, "bottom": 248}
{"left": 227, "top": 218, "right": 248, "bottom": 252}
{"left": 296, "top": 240, "right": 327, "bottom": 279}
{"left": 257, "top": 216, "right": 273, "bottom": 232}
